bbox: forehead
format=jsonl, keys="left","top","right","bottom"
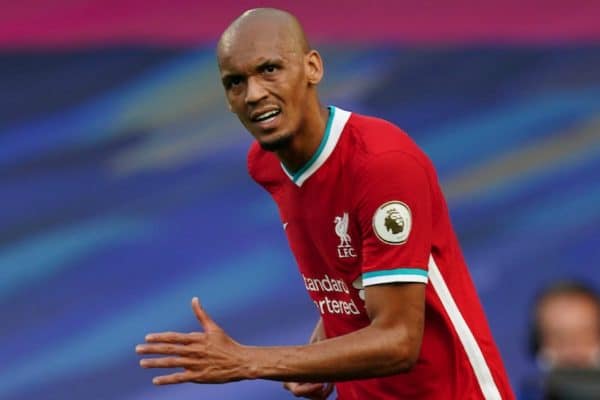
{"left": 539, "top": 294, "right": 599, "bottom": 323}
{"left": 218, "top": 23, "right": 300, "bottom": 72}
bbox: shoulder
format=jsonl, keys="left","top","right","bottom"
{"left": 344, "top": 112, "right": 434, "bottom": 177}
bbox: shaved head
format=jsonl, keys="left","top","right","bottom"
{"left": 218, "top": 8, "right": 310, "bottom": 62}
{"left": 216, "top": 8, "right": 326, "bottom": 162}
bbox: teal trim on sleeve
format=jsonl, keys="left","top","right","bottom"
{"left": 363, "top": 268, "right": 428, "bottom": 279}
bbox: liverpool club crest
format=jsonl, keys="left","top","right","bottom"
{"left": 334, "top": 212, "right": 356, "bottom": 258}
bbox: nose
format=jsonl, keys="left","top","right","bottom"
{"left": 245, "top": 76, "right": 268, "bottom": 105}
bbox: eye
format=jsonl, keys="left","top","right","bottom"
{"left": 263, "top": 64, "right": 278, "bottom": 74}
{"left": 225, "top": 76, "right": 244, "bottom": 90}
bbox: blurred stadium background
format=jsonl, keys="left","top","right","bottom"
{"left": 1, "top": 1, "right": 599, "bottom": 399}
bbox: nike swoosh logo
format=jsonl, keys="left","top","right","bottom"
{"left": 283, "top": 222, "right": 289, "bottom": 230}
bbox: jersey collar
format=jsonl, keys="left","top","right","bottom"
{"left": 280, "top": 106, "right": 351, "bottom": 187}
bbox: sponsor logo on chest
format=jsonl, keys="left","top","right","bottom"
{"left": 334, "top": 212, "right": 357, "bottom": 258}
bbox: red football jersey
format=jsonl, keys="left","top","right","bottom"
{"left": 248, "top": 106, "right": 514, "bottom": 399}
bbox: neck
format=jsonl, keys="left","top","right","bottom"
{"left": 277, "top": 103, "right": 330, "bottom": 173}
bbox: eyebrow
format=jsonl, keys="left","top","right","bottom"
{"left": 221, "top": 57, "right": 285, "bottom": 83}
{"left": 255, "top": 57, "right": 283, "bottom": 70}
{"left": 221, "top": 72, "right": 240, "bottom": 86}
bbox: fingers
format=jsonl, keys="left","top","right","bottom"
{"left": 137, "top": 298, "right": 227, "bottom": 386}
{"left": 144, "top": 331, "right": 202, "bottom": 344}
{"left": 136, "top": 343, "right": 195, "bottom": 356}
{"left": 283, "top": 382, "right": 331, "bottom": 398}
{"left": 191, "top": 297, "right": 218, "bottom": 331}
{"left": 140, "top": 356, "right": 196, "bottom": 369}
{"left": 152, "top": 371, "right": 197, "bottom": 385}
{"left": 138, "top": 332, "right": 205, "bottom": 356}
{"left": 322, "top": 382, "right": 335, "bottom": 398}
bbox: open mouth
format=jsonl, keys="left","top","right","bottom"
{"left": 252, "top": 109, "right": 281, "bottom": 123}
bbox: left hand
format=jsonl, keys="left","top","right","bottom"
{"left": 136, "top": 297, "right": 248, "bottom": 385}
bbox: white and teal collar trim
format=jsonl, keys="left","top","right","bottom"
{"left": 281, "top": 106, "right": 351, "bottom": 187}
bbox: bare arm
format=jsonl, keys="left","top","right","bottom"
{"left": 282, "top": 318, "right": 333, "bottom": 399}
{"left": 136, "top": 282, "right": 425, "bottom": 385}
{"left": 247, "top": 282, "right": 425, "bottom": 382}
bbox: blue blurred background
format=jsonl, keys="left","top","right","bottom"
{"left": 1, "top": 1, "right": 599, "bottom": 399}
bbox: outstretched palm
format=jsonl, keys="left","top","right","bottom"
{"left": 136, "top": 297, "right": 247, "bottom": 385}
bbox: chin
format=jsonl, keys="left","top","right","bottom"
{"left": 258, "top": 132, "right": 293, "bottom": 152}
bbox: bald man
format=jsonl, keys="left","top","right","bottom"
{"left": 136, "top": 8, "right": 515, "bottom": 399}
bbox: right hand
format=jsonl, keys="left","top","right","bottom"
{"left": 283, "top": 319, "right": 334, "bottom": 399}
{"left": 283, "top": 382, "right": 334, "bottom": 399}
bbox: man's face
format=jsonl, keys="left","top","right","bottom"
{"left": 538, "top": 294, "right": 600, "bottom": 368}
{"left": 218, "top": 28, "right": 309, "bottom": 151}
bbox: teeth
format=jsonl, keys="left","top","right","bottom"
{"left": 256, "top": 110, "right": 280, "bottom": 121}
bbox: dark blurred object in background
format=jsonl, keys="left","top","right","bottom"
{"left": 545, "top": 368, "right": 600, "bottom": 400}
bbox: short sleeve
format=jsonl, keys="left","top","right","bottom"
{"left": 354, "top": 151, "right": 432, "bottom": 287}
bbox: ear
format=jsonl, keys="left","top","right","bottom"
{"left": 305, "top": 50, "right": 324, "bottom": 86}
